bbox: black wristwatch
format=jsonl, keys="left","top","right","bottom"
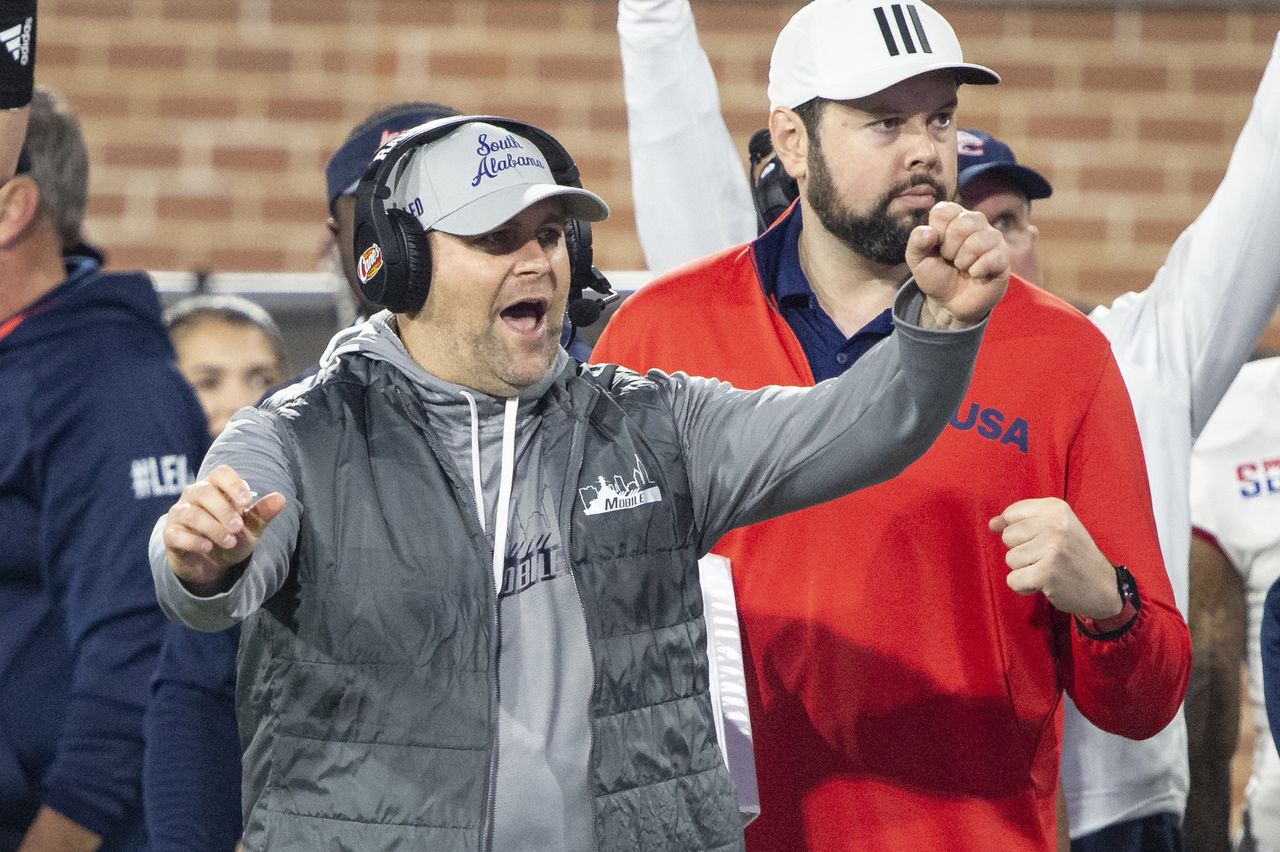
{"left": 1076, "top": 565, "right": 1142, "bottom": 641}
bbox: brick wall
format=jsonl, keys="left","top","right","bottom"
{"left": 37, "top": 0, "right": 1280, "bottom": 346}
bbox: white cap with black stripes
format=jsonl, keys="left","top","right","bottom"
{"left": 768, "top": 0, "right": 1000, "bottom": 110}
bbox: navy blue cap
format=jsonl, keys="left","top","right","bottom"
{"left": 324, "top": 101, "right": 458, "bottom": 212}
{"left": 957, "top": 129, "right": 1052, "bottom": 201}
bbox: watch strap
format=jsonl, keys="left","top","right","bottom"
{"left": 1075, "top": 564, "right": 1141, "bottom": 641}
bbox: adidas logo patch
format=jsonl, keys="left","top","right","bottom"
{"left": 2, "top": 18, "right": 31, "bottom": 66}
{"left": 872, "top": 4, "right": 933, "bottom": 58}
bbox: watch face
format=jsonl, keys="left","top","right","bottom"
{"left": 1115, "top": 565, "right": 1140, "bottom": 609}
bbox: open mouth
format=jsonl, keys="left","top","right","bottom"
{"left": 499, "top": 298, "right": 550, "bottom": 335}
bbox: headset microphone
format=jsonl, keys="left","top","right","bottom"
{"left": 566, "top": 268, "right": 618, "bottom": 327}
{"left": 748, "top": 128, "right": 800, "bottom": 235}
{"left": 747, "top": 128, "right": 774, "bottom": 163}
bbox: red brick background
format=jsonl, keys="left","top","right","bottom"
{"left": 36, "top": 0, "right": 1280, "bottom": 347}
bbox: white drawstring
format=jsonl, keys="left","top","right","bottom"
{"left": 491, "top": 398, "right": 518, "bottom": 595}
{"left": 460, "top": 391, "right": 486, "bottom": 533}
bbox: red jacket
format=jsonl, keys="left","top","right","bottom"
{"left": 591, "top": 219, "right": 1191, "bottom": 851}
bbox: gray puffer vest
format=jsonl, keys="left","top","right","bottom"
{"left": 236, "top": 355, "right": 742, "bottom": 851}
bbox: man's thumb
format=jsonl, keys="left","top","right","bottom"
{"left": 243, "top": 492, "right": 287, "bottom": 537}
{"left": 905, "top": 224, "right": 938, "bottom": 270}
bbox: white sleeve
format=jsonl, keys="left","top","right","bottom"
{"left": 149, "top": 406, "right": 302, "bottom": 632}
{"left": 1089, "top": 33, "right": 1280, "bottom": 440}
{"left": 618, "top": 0, "right": 757, "bottom": 274}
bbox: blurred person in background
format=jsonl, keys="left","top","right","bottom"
{"left": 20, "top": 86, "right": 102, "bottom": 262}
{"left": 324, "top": 101, "right": 458, "bottom": 324}
{"left": 0, "top": 0, "right": 33, "bottom": 185}
{"left": 0, "top": 7, "right": 210, "bottom": 846}
{"left": 1188, "top": 355, "right": 1280, "bottom": 852}
{"left": 165, "top": 296, "right": 287, "bottom": 438}
{"left": 1265, "top": 578, "right": 1280, "bottom": 771}
{"left": 143, "top": 295, "right": 286, "bottom": 852}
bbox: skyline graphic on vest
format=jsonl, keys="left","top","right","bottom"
{"left": 500, "top": 513, "right": 567, "bottom": 598}
{"left": 950, "top": 401, "right": 1029, "bottom": 453}
{"left": 579, "top": 454, "right": 663, "bottom": 515}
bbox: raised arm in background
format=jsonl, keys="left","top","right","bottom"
{"left": 618, "top": 0, "right": 754, "bottom": 274}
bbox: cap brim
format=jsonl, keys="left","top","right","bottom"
{"left": 429, "top": 183, "right": 610, "bottom": 236}
{"left": 958, "top": 162, "right": 1053, "bottom": 201}
{"left": 811, "top": 61, "right": 1001, "bottom": 105}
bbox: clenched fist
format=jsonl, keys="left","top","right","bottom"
{"left": 989, "top": 497, "right": 1123, "bottom": 620}
{"left": 907, "top": 201, "right": 1010, "bottom": 330}
{"left": 161, "top": 464, "right": 286, "bottom": 596}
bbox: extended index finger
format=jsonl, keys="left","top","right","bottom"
{"left": 204, "top": 464, "right": 255, "bottom": 509}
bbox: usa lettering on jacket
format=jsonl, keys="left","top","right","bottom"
{"left": 950, "top": 401, "right": 1029, "bottom": 453}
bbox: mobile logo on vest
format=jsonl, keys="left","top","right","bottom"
{"left": 579, "top": 454, "right": 663, "bottom": 515}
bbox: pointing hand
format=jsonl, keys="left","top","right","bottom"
{"left": 161, "top": 464, "right": 286, "bottom": 596}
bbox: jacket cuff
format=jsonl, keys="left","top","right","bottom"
{"left": 149, "top": 516, "right": 252, "bottom": 632}
{"left": 892, "top": 278, "right": 991, "bottom": 338}
{"left": 1075, "top": 602, "right": 1146, "bottom": 644}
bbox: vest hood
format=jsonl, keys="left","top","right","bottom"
{"left": 319, "top": 309, "right": 571, "bottom": 417}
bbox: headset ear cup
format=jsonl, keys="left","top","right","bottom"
{"left": 562, "top": 217, "right": 616, "bottom": 329}
{"left": 385, "top": 207, "right": 431, "bottom": 314}
{"left": 563, "top": 218, "right": 591, "bottom": 293}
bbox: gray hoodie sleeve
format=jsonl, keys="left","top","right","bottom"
{"left": 149, "top": 406, "right": 302, "bottom": 632}
{"left": 661, "top": 281, "right": 987, "bottom": 554}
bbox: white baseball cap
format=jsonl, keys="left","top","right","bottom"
{"left": 768, "top": 0, "right": 1000, "bottom": 110}
{"left": 389, "top": 121, "right": 609, "bottom": 236}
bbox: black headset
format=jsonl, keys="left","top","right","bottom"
{"left": 748, "top": 128, "right": 800, "bottom": 235}
{"left": 352, "top": 114, "right": 616, "bottom": 325}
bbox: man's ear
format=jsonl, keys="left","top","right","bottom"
{"left": 769, "top": 107, "right": 811, "bottom": 184}
{"left": 0, "top": 175, "right": 41, "bottom": 249}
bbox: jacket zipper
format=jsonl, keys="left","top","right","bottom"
{"left": 560, "top": 379, "right": 602, "bottom": 852}
{"left": 484, "top": 598, "right": 502, "bottom": 852}
{"left": 390, "top": 386, "right": 502, "bottom": 851}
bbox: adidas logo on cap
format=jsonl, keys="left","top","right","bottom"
{"left": 2, "top": 18, "right": 31, "bottom": 66}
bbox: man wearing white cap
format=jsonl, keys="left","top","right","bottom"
{"left": 594, "top": 1, "right": 1191, "bottom": 849}
{"left": 145, "top": 114, "right": 1006, "bottom": 850}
